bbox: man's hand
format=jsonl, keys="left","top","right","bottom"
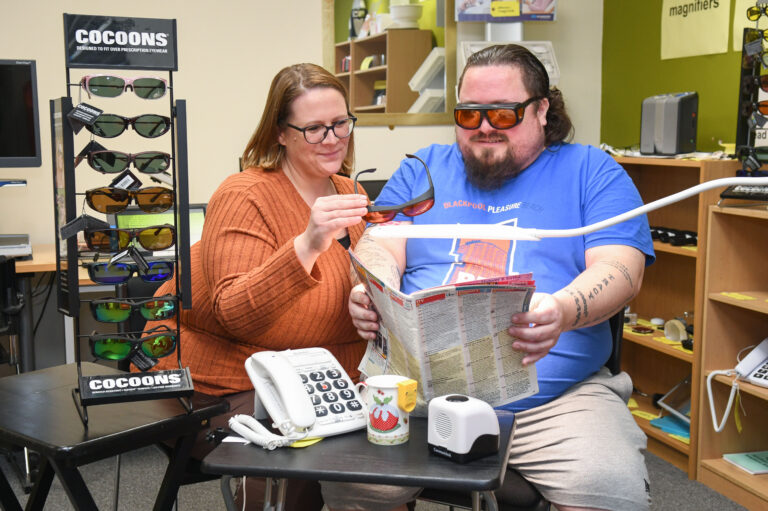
{"left": 349, "top": 283, "right": 379, "bottom": 340}
{"left": 508, "top": 292, "right": 566, "bottom": 365}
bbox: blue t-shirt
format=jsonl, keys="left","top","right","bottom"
{"left": 374, "top": 142, "right": 655, "bottom": 412}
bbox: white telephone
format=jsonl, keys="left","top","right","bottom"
{"left": 707, "top": 337, "right": 768, "bottom": 433}
{"left": 735, "top": 337, "right": 768, "bottom": 387}
{"left": 228, "top": 347, "right": 366, "bottom": 449}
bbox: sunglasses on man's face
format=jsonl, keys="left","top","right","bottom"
{"left": 86, "top": 150, "right": 171, "bottom": 174}
{"left": 353, "top": 153, "right": 434, "bottom": 223}
{"left": 78, "top": 75, "right": 169, "bottom": 100}
{"left": 86, "top": 325, "right": 177, "bottom": 361}
{"left": 454, "top": 97, "right": 544, "bottom": 130}
{"left": 84, "top": 225, "right": 176, "bottom": 253}
{"left": 89, "top": 295, "right": 177, "bottom": 323}
{"left": 86, "top": 113, "right": 171, "bottom": 139}
{"left": 84, "top": 260, "right": 174, "bottom": 284}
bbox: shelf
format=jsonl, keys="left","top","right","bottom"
{"left": 630, "top": 393, "right": 691, "bottom": 471}
{"left": 708, "top": 371, "right": 768, "bottom": 401}
{"left": 622, "top": 324, "right": 693, "bottom": 363}
{"left": 700, "top": 459, "right": 768, "bottom": 506}
{"left": 355, "top": 104, "right": 386, "bottom": 113}
{"left": 653, "top": 241, "right": 697, "bottom": 258}
{"left": 708, "top": 291, "right": 768, "bottom": 315}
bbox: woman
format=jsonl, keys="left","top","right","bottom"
{"left": 150, "top": 63, "right": 371, "bottom": 510}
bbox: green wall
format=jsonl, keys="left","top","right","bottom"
{"left": 601, "top": 1, "right": 741, "bottom": 152}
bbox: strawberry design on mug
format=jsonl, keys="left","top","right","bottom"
{"left": 369, "top": 392, "right": 400, "bottom": 432}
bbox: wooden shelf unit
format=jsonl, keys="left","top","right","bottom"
{"left": 334, "top": 30, "right": 433, "bottom": 114}
{"left": 697, "top": 206, "right": 768, "bottom": 509}
{"left": 614, "top": 157, "right": 739, "bottom": 477}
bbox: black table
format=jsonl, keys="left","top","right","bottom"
{"left": 0, "top": 362, "right": 229, "bottom": 511}
{"left": 202, "top": 412, "right": 515, "bottom": 511}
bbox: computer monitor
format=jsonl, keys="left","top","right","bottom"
{"left": 110, "top": 203, "right": 206, "bottom": 256}
{"left": 0, "top": 59, "right": 42, "bottom": 168}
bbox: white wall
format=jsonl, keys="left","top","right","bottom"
{"left": 0, "top": 0, "right": 602, "bottom": 245}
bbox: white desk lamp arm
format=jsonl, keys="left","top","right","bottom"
{"left": 369, "top": 176, "right": 768, "bottom": 241}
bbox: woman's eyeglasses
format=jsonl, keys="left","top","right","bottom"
{"left": 84, "top": 225, "right": 176, "bottom": 253}
{"left": 747, "top": 5, "right": 768, "bottom": 21}
{"left": 84, "top": 261, "right": 174, "bottom": 284}
{"left": 86, "top": 113, "right": 171, "bottom": 139}
{"left": 89, "top": 295, "right": 177, "bottom": 323}
{"left": 353, "top": 153, "right": 434, "bottom": 223}
{"left": 78, "top": 75, "right": 169, "bottom": 100}
{"left": 285, "top": 116, "right": 357, "bottom": 144}
{"left": 454, "top": 97, "right": 544, "bottom": 130}
{"left": 86, "top": 150, "right": 171, "bottom": 174}
{"left": 86, "top": 325, "right": 177, "bottom": 361}
{"left": 84, "top": 186, "right": 174, "bottom": 214}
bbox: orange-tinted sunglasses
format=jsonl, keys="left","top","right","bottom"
{"left": 353, "top": 153, "right": 434, "bottom": 223}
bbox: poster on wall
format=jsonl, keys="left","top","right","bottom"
{"left": 661, "top": 0, "right": 730, "bottom": 59}
{"left": 63, "top": 13, "right": 178, "bottom": 70}
{"left": 456, "top": 0, "right": 556, "bottom": 23}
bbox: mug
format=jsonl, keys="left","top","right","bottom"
{"left": 356, "top": 375, "right": 417, "bottom": 445}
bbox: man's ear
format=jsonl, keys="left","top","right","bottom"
{"left": 537, "top": 98, "right": 549, "bottom": 126}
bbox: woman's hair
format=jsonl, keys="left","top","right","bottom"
{"left": 241, "top": 63, "right": 355, "bottom": 175}
{"left": 458, "top": 44, "right": 573, "bottom": 145}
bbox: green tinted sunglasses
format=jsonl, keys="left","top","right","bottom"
{"left": 88, "top": 325, "right": 178, "bottom": 361}
{"left": 89, "top": 295, "right": 177, "bottom": 323}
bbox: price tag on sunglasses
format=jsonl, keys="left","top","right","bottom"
{"left": 128, "top": 246, "right": 150, "bottom": 275}
{"left": 130, "top": 349, "right": 158, "bottom": 371}
{"left": 67, "top": 102, "right": 103, "bottom": 134}
{"left": 74, "top": 140, "right": 108, "bottom": 168}
{"left": 745, "top": 38, "right": 764, "bottom": 57}
{"left": 109, "top": 169, "right": 142, "bottom": 190}
{"left": 59, "top": 213, "right": 111, "bottom": 240}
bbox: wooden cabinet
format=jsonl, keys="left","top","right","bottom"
{"left": 334, "top": 29, "right": 432, "bottom": 114}
{"left": 696, "top": 206, "right": 768, "bottom": 509}
{"left": 614, "top": 157, "right": 739, "bottom": 477}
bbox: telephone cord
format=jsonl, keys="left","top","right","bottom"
{"left": 228, "top": 414, "right": 308, "bottom": 450}
{"left": 706, "top": 370, "right": 738, "bottom": 433}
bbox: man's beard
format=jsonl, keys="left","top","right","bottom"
{"left": 460, "top": 133, "right": 523, "bottom": 190}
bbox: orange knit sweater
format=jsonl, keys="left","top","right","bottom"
{"left": 151, "top": 168, "right": 367, "bottom": 395}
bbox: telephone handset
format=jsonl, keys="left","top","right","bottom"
{"left": 229, "top": 347, "right": 366, "bottom": 449}
{"left": 707, "top": 337, "right": 768, "bottom": 433}
{"left": 734, "top": 337, "right": 768, "bottom": 388}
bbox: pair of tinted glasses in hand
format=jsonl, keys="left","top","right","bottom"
{"left": 354, "top": 153, "right": 434, "bottom": 223}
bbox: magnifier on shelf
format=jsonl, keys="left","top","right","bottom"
{"left": 368, "top": 176, "right": 768, "bottom": 241}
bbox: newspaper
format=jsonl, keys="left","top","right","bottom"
{"left": 350, "top": 250, "right": 539, "bottom": 411}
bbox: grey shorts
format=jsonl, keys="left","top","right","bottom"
{"left": 322, "top": 368, "right": 650, "bottom": 511}
{"left": 509, "top": 368, "right": 651, "bottom": 511}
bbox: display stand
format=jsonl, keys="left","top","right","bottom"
{"left": 727, "top": 26, "right": 768, "bottom": 204}
{"left": 51, "top": 14, "right": 193, "bottom": 426}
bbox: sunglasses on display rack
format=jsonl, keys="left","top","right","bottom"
{"left": 84, "top": 225, "right": 176, "bottom": 253}
{"left": 87, "top": 325, "right": 178, "bottom": 361}
{"left": 78, "top": 75, "right": 169, "bottom": 100}
{"left": 89, "top": 294, "right": 177, "bottom": 323}
{"left": 740, "top": 100, "right": 768, "bottom": 118}
{"left": 84, "top": 260, "right": 174, "bottom": 284}
{"left": 454, "top": 96, "right": 545, "bottom": 130}
{"left": 742, "top": 74, "right": 768, "bottom": 95}
{"left": 747, "top": 4, "right": 768, "bottom": 21}
{"left": 84, "top": 186, "right": 174, "bottom": 214}
{"left": 353, "top": 153, "right": 434, "bottom": 223}
{"left": 85, "top": 150, "right": 171, "bottom": 174}
{"left": 86, "top": 113, "right": 172, "bottom": 139}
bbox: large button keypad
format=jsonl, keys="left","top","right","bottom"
{"left": 301, "top": 368, "right": 363, "bottom": 418}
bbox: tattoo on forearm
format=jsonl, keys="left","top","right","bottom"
{"left": 587, "top": 273, "right": 615, "bottom": 301}
{"left": 604, "top": 260, "right": 633, "bottom": 289}
{"left": 565, "top": 288, "right": 589, "bottom": 326}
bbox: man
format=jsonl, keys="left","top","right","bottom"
{"left": 349, "top": 44, "right": 654, "bottom": 511}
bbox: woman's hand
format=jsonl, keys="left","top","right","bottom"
{"left": 295, "top": 194, "right": 369, "bottom": 272}
{"left": 349, "top": 283, "right": 379, "bottom": 340}
{"left": 507, "top": 292, "right": 566, "bottom": 365}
